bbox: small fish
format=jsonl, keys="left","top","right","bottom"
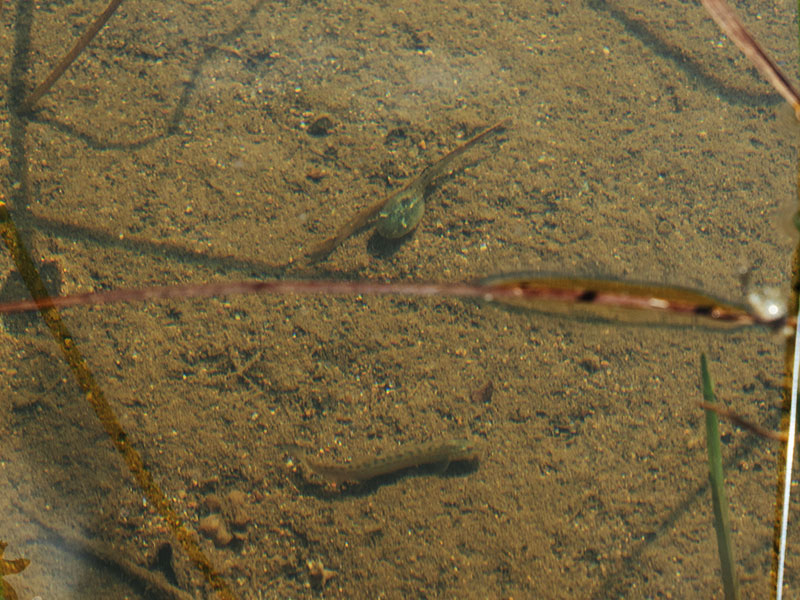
{"left": 375, "top": 119, "right": 509, "bottom": 239}
{"left": 302, "top": 437, "right": 482, "bottom": 485}
{"left": 305, "top": 119, "right": 509, "bottom": 261}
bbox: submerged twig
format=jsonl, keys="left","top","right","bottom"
{"left": 698, "top": 401, "right": 787, "bottom": 442}
{"left": 20, "top": 0, "right": 125, "bottom": 113}
{"left": 701, "top": 0, "right": 800, "bottom": 119}
{"left": 699, "top": 2, "right": 800, "bottom": 595}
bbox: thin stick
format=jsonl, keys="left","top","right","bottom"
{"left": 19, "top": 0, "right": 125, "bottom": 113}
{"left": 698, "top": 402, "right": 787, "bottom": 442}
{"left": 700, "top": 1, "right": 800, "bottom": 593}
{"left": 701, "top": 0, "right": 800, "bottom": 119}
{"left": 776, "top": 303, "right": 800, "bottom": 600}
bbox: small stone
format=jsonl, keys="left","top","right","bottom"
{"left": 470, "top": 380, "right": 494, "bottom": 404}
{"left": 198, "top": 514, "right": 233, "bottom": 547}
{"left": 306, "top": 167, "right": 327, "bottom": 181}
{"left": 307, "top": 558, "right": 336, "bottom": 588}
{"left": 198, "top": 514, "right": 222, "bottom": 535}
{"left": 227, "top": 490, "right": 252, "bottom": 529}
{"left": 230, "top": 508, "right": 251, "bottom": 530}
{"left": 201, "top": 494, "right": 223, "bottom": 513}
{"left": 227, "top": 490, "right": 247, "bottom": 507}
{"left": 307, "top": 115, "right": 334, "bottom": 136}
{"left": 213, "top": 526, "right": 233, "bottom": 547}
{"left": 656, "top": 220, "right": 674, "bottom": 236}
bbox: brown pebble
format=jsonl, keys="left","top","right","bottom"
{"left": 232, "top": 530, "right": 248, "bottom": 543}
{"left": 213, "top": 525, "right": 233, "bottom": 547}
{"left": 307, "top": 558, "right": 336, "bottom": 588}
{"left": 470, "top": 380, "right": 494, "bottom": 404}
{"left": 578, "top": 355, "right": 601, "bottom": 374}
{"left": 198, "top": 514, "right": 233, "bottom": 547}
{"left": 306, "top": 167, "right": 327, "bottom": 181}
{"left": 197, "top": 475, "right": 220, "bottom": 490}
{"left": 227, "top": 490, "right": 247, "bottom": 507}
{"left": 198, "top": 514, "right": 222, "bottom": 536}
{"left": 11, "top": 395, "right": 40, "bottom": 412}
{"left": 201, "top": 494, "right": 223, "bottom": 513}
{"left": 230, "top": 509, "right": 251, "bottom": 530}
{"left": 227, "top": 490, "right": 252, "bottom": 529}
{"left": 307, "top": 115, "right": 334, "bottom": 136}
{"left": 656, "top": 219, "right": 674, "bottom": 236}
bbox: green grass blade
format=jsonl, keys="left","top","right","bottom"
{"left": 701, "top": 353, "right": 740, "bottom": 600}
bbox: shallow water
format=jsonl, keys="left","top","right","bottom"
{"left": 0, "top": 0, "right": 798, "bottom": 598}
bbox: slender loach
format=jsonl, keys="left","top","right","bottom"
{"left": 303, "top": 438, "right": 482, "bottom": 485}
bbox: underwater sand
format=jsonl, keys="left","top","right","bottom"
{"left": 0, "top": 0, "right": 798, "bottom": 597}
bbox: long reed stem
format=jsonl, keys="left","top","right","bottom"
{"left": 19, "top": 0, "right": 125, "bottom": 113}
{"left": 701, "top": 354, "right": 740, "bottom": 600}
{"left": 776, "top": 305, "right": 800, "bottom": 599}
{"left": 0, "top": 272, "right": 789, "bottom": 331}
{"left": 776, "top": 0, "right": 800, "bottom": 594}
{"left": 701, "top": 0, "right": 800, "bottom": 119}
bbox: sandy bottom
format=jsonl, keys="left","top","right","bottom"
{"left": 0, "top": 0, "right": 798, "bottom": 598}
